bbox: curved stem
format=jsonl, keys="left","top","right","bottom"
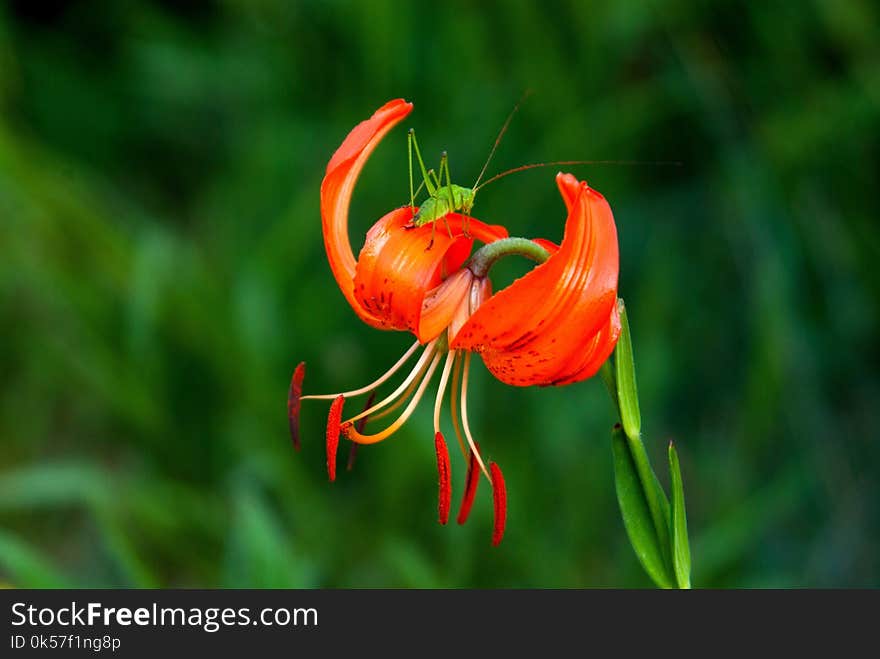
{"left": 466, "top": 237, "right": 550, "bottom": 278}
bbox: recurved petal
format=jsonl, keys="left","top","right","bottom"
{"left": 320, "top": 99, "right": 413, "bottom": 324}
{"left": 451, "top": 173, "right": 620, "bottom": 386}
{"left": 550, "top": 300, "right": 621, "bottom": 385}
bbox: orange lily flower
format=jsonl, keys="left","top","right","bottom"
{"left": 290, "top": 100, "right": 621, "bottom": 545}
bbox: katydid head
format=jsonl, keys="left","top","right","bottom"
{"left": 459, "top": 186, "right": 476, "bottom": 215}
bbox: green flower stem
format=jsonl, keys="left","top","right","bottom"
{"left": 624, "top": 427, "right": 672, "bottom": 564}
{"left": 464, "top": 238, "right": 689, "bottom": 588}
{"left": 605, "top": 299, "right": 688, "bottom": 589}
{"left": 607, "top": 378, "right": 674, "bottom": 583}
{"left": 466, "top": 237, "right": 550, "bottom": 278}
{"left": 612, "top": 426, "right": 675, "bottom": 589}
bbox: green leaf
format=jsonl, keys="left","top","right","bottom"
{"left": 623, "top": 433, "right": 672, "bottom": 568}
{"left": 668, "top": 442, "right": 692, "bottom": 589}
{"left": 615, "top": 299, "right": 641, "bottom": 440}
{"left": 599, "top": 358, "right": 620, "bottom": 419}
{"left": 612, "top": 426, "right": 675, "bottom": 589}
{"left": 609, "top": 301, "right": 674, "bottom": 580}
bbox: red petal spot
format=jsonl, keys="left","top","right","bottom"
{"left": 434, "top": 432, "right": 451, "bottom": 525}
{"left": 457, "top": 447, "right": 480, "bottom": 525}
{"left": 288, "top": 362, "right": 305, "bottom": 451}
{"left": 490, "top": 462, "right": 507, "bottom": 546}
{"left": 326, "top": 395, "right": 345, "bottom": 481}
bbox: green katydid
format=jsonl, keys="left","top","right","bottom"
{"left": 407, "top": 109, "right": 681, "bottom": 249}
{"left": 405, "top": 98, "right": 523, "bottom": 247}
{"left": 405, "top": 102, "right": 680, "bottom": 250}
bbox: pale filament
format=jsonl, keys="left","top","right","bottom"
{"left": 343, "top": 339, "right": 438, "bottom": 426}
{"left": 367, "top": 353, "right": 432, "bottom": 423}
{"left": 345, "top": 351, "right": 443, "bottom": 445}
{"left": 433, "top": 350, "right": 458, "bottom": 435}
{"left": 460, "top": 352, "right": 491, "bottom": 481}
{"left": 301, "top": 340, "right": 421, "bottom": 401}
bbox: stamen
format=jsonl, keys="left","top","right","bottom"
{"left": 490, "top": 462, "right": 507, "bottom": 546}
{"left": 433, "top": 350, "right": 457, "bottom": 435}
{"left": 347, "top": 392, "right": 375, "bottom": 472}
{"left": 288, "top": 362, "right": 305, "bottom": 451}
{"left": 460, "top": 352, "right": 490, "bottom": 480}
{"left": 326, "top": 395, "right": 344, "bottom": 481}
{"left": 343, "top": 352, "right": 443, "bottom": 444}
{"left": 434, "top": 432, "right": 451, "bottom": 525}
{"left": 457, "top": 443, "right": 480, "bottom": 525}
{"left": 366, "top": 355, "right": 428, "bottom": 423}
{"left": 301, "top": 340, "right": 421, "bottom": 401}
{"left": 343, "top": 340, "right": 437, "bottom": 426}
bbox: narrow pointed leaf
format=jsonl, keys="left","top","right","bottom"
{"left": 613, "top": 298, "right": 672, "bottom": 569}
{"left": 668, "top": 442, "right": 692, "bottom": 588}
{"left": 624, "top": 433, "right": 672, "bottom": 559}
{"left": 615, "top": 298, "right": 641, "bottom": 439}
{"left": 599, "top": 359, "right": 620, "bottom": 418}
{"left": 612, "top": 426, "right": 674, "bottom": 589}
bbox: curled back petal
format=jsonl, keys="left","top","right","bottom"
{"left": 451, "top": 173, "right": 619, "bottom": 386}
{"left": 550, "top": 301, "right": 621, "bottom": 385}
{"left": 320, "top": 99, "right": 413, "bottom": 326}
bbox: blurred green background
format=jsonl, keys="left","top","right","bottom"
{"left": 1, "top": 0, "right": 878, "bottom": 588}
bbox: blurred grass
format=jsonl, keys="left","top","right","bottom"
{"left": 0, "top": 0, "right": 878, "bottom": 587}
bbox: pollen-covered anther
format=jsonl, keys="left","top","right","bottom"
{"left": 434, "top": 432, "right": 451, "bottom": 525}
{"left": 288, "top": 362, "right": 306, "bottom": 451}
{"left": 490, "top": 462, "right": 507, "bottom": 546}
{"left": 326, "top": 396, "right": 345, "bottom": 482}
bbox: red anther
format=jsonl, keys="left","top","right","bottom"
{"left": 288, "top": 362, "right": 306, "bottom": 451}
{"left": 434, "top": 432, "right": 451, "bottom": 525}
{"left": 490, "top": 462, "right": 507, "bottom": 546}
{"left": 457, "top": 447, "right": 480, "bottom": 525}
{"left": 326, "top": 395, "right": 345, "bottom": 481}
